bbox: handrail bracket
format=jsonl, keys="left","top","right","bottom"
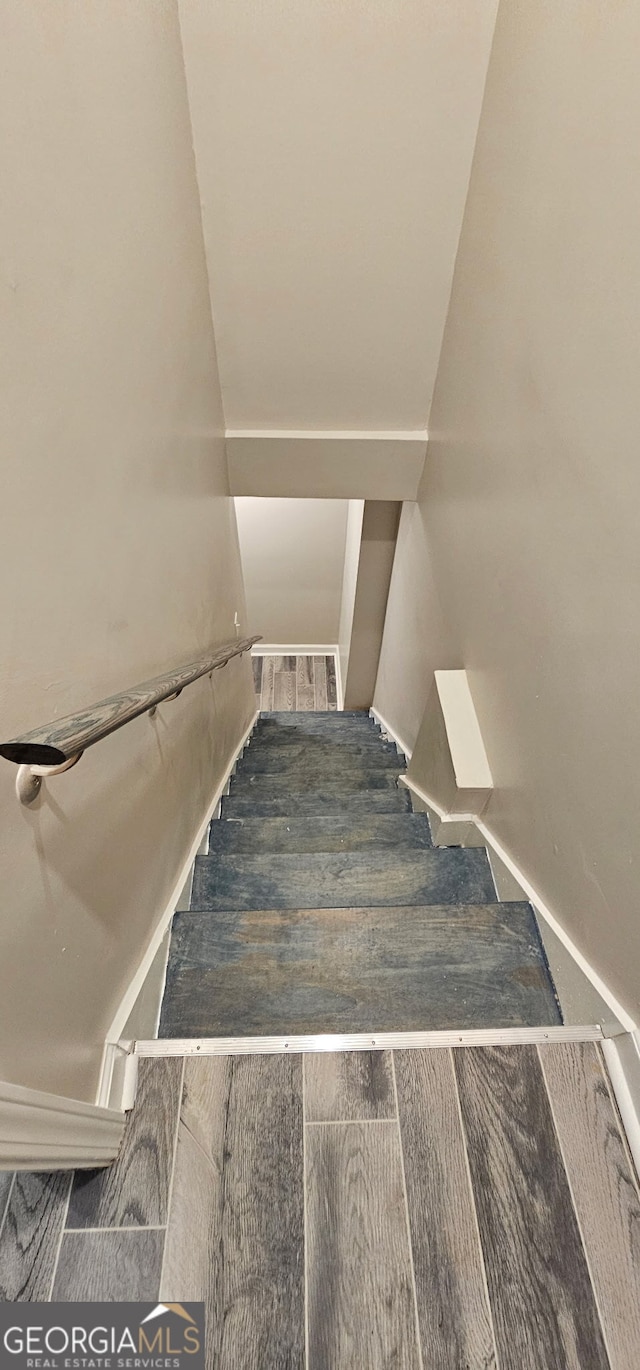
{"left": 16, "top": 753, "right": 84, "bottom": 807}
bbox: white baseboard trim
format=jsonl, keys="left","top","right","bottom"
{"left": 369, "top": 707, "right": 413, "bottom": 760}
{"left": 98, "top": 709, "right": 259, "bottom": 1105}
{"left": 251, "top": 644, "right": 339, "bottom": 657}
{"left": 135, "top": 1023, "right": 602, "bottom": 1058}
{"left": 602, "top": 1034, "right": 640, "bottom": 1177}
{"left": 0, "top": 1077, "right": 125, "bottom": 1171}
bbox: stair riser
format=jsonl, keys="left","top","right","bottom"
{"left": 254, "top": 723, "right": 384, "bottom": 736}
{"left": 191, "top": 849, "right": 496, "bottom": 910}
{"left": 231, "top": 771, "right": 401, "bottom": 795}
{"left": 240, "top": 745, "right": 403, "bottom": 770}
{"left": 235, "top": 759, "right": 404, "bottom": 781}
{"left": 221, "top": 792, "right": 412, "bottom": 817}
{"left": 208, "top": 814, "right": 433, "bottom": 854}
{"left": 255, "top": 720, "right": 382, "bottom": 736}
{"left": 259, "top": 711, "right": 371, "bottom": 720}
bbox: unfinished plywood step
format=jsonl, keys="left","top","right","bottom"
{"left": 191, "top": 848, "right": 497, "bottom": 910}
{"left": 221, "top": 790, "right": 412, "bottom": 818}
{"left": 208, "top": 813, "right": 433, "bottom": 855}
{"left": 158, "top": 901, "right": 560, "bottom": 1038}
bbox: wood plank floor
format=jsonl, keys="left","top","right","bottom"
{"left": 253, "top": 653, "right": 338, "bottom": 711}
{"left": 1, "top": 1043, "right": 638, "bottom": 1370}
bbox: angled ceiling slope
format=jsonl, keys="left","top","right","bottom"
{"left": 179, "top": 0, "right": 498, "bottom": 497}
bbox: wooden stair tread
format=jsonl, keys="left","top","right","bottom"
{"left": 158, "top": 902, "right": 560, "bottom": 1037}
{"left": 221, "top": 791, "right": 412, "bottom": 817}
{"left": 230, "top": 769, "right": 403, "bottom": 794}
{"left": 191, "top": 848, "right": 497, "bottom": 910}
{"left": 208, "top": 814, "right": 433, "bottom": 854}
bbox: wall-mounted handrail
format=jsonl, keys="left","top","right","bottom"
{"left": 0, "top": 635, "right": 261, "bottom": 770}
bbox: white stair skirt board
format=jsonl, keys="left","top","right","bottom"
{"left": 97, "top": 710, "right": 260, "bottom": 1111}
{"left": 0, "top": 1077, "right": 125, "bottom": 1171}
{"left": 434, "top": 669, "right": 493, "bottom": 793}
{"left": 134, "top": 1025, "right": 603, "bottom": 1058}
{"left": 226, "top": 431, "right": 428, "bottom": 501}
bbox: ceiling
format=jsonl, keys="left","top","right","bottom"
{"left": 178, "top": 0, "right": 498, "bottom": 478}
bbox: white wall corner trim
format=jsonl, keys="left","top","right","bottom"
{"left": 334, "top": 651, "right": 344, "bottom": 712}
{"left": 0, "top": 1078, "right": 125, "bottom": 1171}
{"left": 434, "top": 670, "right": 493, "bottom": 790}
{"left": 226, "top": 432, "right": 428, "bottom": 500}
{"left": 95, "top": 1042, "right": 138, "bottom": 1114}
{"left": 100, "top": 709, "right": 259, "bottom": 1092}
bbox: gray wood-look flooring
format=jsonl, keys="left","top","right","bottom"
{"left": 162, "top": 1055, "right": 304, "bottom": 1369}
{"left": 539, "top": 1041, "right": 640, "bottom": 1366}
{"left": 66, "top": 1057, "right": 182, "bottom": 1230}
{"left": 394, "top": 1048, "right": 497, "bottom": 1369}
{"left": 52, "top": 1229, "right": 165, "bottom": 1302}
{"left": 306, "top": 1121, "right": 421, "bottom": 1369}
{"left": 1, "top": 1043, "right": 638, "bottom": 1369}
{"left": 254, "top": 654, "right": 338, "bottom": 711}
{"left": 454, "top": 1045, "right": 611, "bottom": 1370}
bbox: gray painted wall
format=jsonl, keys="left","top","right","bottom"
{"left": 235, "top": 498, "right": 349, "bottom": 644}
{"left": 0, "top": 1, "right": 255, "bottom": 1102}
{"left": 374, "top": 0, "right": 640, "bottom": 1022}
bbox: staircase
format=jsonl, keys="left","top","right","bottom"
{"left": 159, "top": 712, "right": 561, "bottom": 1037}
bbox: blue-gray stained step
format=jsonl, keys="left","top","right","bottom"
{"left": 159, "top": 711, "right": 562, "bottom": 1038}
{"left": 230, "top": 769, "right": 402, "bottom": 795}
{"left": 253, "top": 723, "right": 389, "bottom": 745}
{"left": 250, "top": 732, "right": 391, "bottom": 752}
{"left": 158, "top": 901, "right": 561, "bottom": 1038}
{"left": 259, "top": 711, "right": 373, "bottom": 722}
{"left": 191, "top": 849, "right": 497, "bottom": 911}
{"left": 254, "top": 714, "right": 381, "bottom": 737}
{"left": 238, "top": 742, "right": 404, "bottom": 771}
{"left": 208, "top": 814, "right": 433, "bottom": 855}
{"left": 221, "top": 790, "right": 412, "bottom": 818}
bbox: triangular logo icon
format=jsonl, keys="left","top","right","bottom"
{"left": 140, "top": 1304, "right": 196, "bottom": 1326}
